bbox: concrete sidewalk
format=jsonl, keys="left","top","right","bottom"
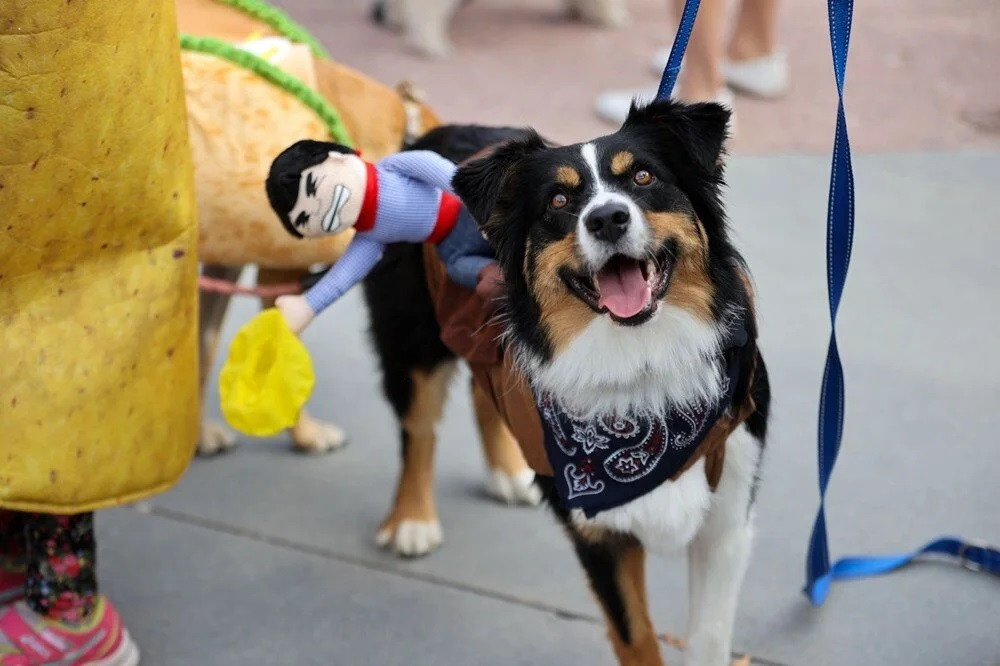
{"left": 100, "top": 151, "right": 1000, "bottom": 665}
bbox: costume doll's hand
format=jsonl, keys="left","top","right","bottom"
{"left": 475, "top": 263, "right": 504, "bottom": 309}
{"left": 275, "top": 295, "right": 316, "bottom": 335}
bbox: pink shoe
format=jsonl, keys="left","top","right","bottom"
{"left": 0, "top": 570, "right": 24, "bottom": 606}
{"left": 0, "top": 596, "right": 139, "bottom": 665}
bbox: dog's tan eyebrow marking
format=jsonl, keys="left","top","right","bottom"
{"left": 610, "top": 151, "right": 634, "bottom": 175}
{"left": 555, "top": 165, "right": 581, "bottom": 188}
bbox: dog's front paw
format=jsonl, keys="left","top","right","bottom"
{"left": 486, "top": 468, "right": 543, "bottom": 506}
{"left": 290, "top": 413, "right": 348, "bottom": 454}
{"left": 198, "top": 420, "right": 237, "bottom": 456}
{"left": 376, "top": 518, "right": 443, "bottom": 557}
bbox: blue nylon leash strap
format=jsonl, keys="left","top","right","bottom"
{"left": 804, "top": 0, "right": 1000, "bottom": 605}
{"left": 655, "top": 0, "right": 701, "bottom": 99}
{"left": 655, "top": 0, "right": 1000, "bottom": 608}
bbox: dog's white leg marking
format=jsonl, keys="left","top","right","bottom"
{"left": 486, "top": 468, "right": 543, "bottom": 506}
{"left": 684, "top": 426, "right": 760, "bottom": 666}
{"left": 376, "top": 519, "right": 444, "bottom": 557}
{"left": 290, "top": 410, "right": 348, "bottom": 454}
{"left": 198, "top": 420, "right": 237, "bottom": 456}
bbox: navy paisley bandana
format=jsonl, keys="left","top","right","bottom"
{"left": 537, "top": 318, "right": 748, "bottom": 518}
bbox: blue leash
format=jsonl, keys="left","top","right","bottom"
{"left": 656, "top": 0, "right": 1000, "bottom": 608}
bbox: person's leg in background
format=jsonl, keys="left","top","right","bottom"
{"left": 671, "top": 0, "right": 730, "bottom": 103}
{"left": 594, "top": 0, "right": 734, "bottom": 125}
{"left": 0, "top": 512, "right": 139, "bottom": 665}
{"left": 723, "top": 0, "right": 789, "bottom": 98}
{"left": 594, "top": 0, "right": 788, "bottom": 126}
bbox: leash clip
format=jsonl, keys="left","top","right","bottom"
{"left": 956, "top": 540, "right": 998, "bottom": 574}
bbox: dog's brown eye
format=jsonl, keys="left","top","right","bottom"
{"left": 550, "top": 193, "right": 569, "bottom": 209}
{"left": 633, "top": 170, "right": 654, "bottom": 186}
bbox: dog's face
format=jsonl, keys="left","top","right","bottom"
{"left": 454, "top": 100, "right": 735, "bottom": 366}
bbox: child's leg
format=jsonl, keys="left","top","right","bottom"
{"left": 0, "top": 511, "right": 26, "bottom": 570}
{"left": 0, "top": 511, "right": 27, "bottom": 603}
{"left": 23, "top": 512, "right": 97, "bottom": 624}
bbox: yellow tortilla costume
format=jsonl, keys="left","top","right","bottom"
{"left": 0, "top": 0, "right": 200, "bottom": 512}
{"left": 0, "top": 0, "right": 445, "bottom": 511}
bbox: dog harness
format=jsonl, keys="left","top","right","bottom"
{"left": 537, "top": 317, "right": 748, "bottom": 518}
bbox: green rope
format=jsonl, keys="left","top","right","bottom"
{"left": 180, "top": 34, "right": 352, "bottom": 147}
{"left": 213, "top": 0, "right": 329, "bottom": 59}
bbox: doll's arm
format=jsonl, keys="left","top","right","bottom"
{"left": 303, "top": 234, "right": 385, "bottom": 315}
{"left": 444, "top": 255, "right": 495, "bottom": 291}
{"left": 378, "top": 150, "right": 457, "bottom": 193}
{"left": 436, "top": 208, "right": 496, "bottom": 290}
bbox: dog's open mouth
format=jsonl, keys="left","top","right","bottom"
{"left": 561, "top": 249, "right": 674, "bottom": 326}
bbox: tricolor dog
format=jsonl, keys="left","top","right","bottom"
{"left": 366, "top": 99, "right": 770, "bottom": 665}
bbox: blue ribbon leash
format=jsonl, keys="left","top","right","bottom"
{"left": 655, "top": 0, "right": 1000, "bottom": 608}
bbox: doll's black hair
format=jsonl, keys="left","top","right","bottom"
{"left": 265, "top": 139, "right": 355, "bottom": 239}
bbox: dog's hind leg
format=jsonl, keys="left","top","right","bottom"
{"left": 198, "top": 264, "right": 242, "bottom": 456}
{"left": 472, "top": 379, "right": 542, "bottom": 506}
{"left": 257, "top": 267, "right": 348, "bottom": 455}
{"left": 377, "top": 361, "right": 456, "bottom": 557}
{"left": 571, "top": 530, "right": 664, "bottom": 665}
{"left": 684, "top": 426, "right": 760, "bottom": 666}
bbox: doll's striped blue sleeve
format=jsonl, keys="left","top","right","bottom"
{"left": 378, "top": 150, "right": 457, "bottom": 193}
{"left": 303, "top": 234, "right": 385, "bottom": 314}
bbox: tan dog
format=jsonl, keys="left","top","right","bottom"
{"left": 373, "top": 0, "right": 630, "bottom": 57}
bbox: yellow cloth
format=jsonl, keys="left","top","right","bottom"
{"left": 219, "top": 309, "right": 314, "bottom": 437}
{"left": 0, "top": 0, "right": 199, "bottom": 512}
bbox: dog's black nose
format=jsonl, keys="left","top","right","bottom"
{"left": 584, "top": 203, "right": 630, "bottom": 243}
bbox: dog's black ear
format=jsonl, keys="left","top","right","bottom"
{"left": 452, "top": 131, "right": 547, "bottom": 247}
{"left": 623, "top": 99, "right": 730, "bottom": 173}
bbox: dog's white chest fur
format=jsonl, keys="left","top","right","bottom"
{"left": 529, "top": 304, "right": 728, "bottom": 415}
{"left": 529, "top": 305, "right": 740, "bottom": 551}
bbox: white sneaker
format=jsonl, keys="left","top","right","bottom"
{"left": 593, "top": 85, "right": 736, "bottom": 134}
{"left": 650, "top": 47, "right": 789, "bottom": 98}
{"left": 649, "top": 48, "right": 678, "bottom": 77}
{"left": 724, "top": 51, "right": 789, "bottom": 98}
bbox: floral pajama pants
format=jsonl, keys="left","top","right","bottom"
{"left": 0, "top": 510, "right": 96, "bottom": 623}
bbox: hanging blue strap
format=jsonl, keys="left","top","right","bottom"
{"left": 804, "top": 0, "right": 1000, "bottom": 605}
{"left": 655, "top": 0, "right": 701, "bottom": 100}
{"left": 654, "top": 0, "right": 1000, "bottom": 609}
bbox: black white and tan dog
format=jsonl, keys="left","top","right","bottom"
{"left": 365, "top": 99, "right": 770, "bottom": 665}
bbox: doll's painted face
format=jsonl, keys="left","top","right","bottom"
{"left": 287, "top": 152, "right": 367, "bottom": 237}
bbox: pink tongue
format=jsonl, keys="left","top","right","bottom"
{"left": 596, "top": 261, "right": 651, "bottom": 319}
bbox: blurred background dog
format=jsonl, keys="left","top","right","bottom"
{"left": 371, "top": 0, "right": 630, "bottom": 56}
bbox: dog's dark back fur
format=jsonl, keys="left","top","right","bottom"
{"left": 361, "top": 124, "right": 532, "bottom": 417}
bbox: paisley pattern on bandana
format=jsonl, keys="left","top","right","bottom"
{"left": 536, "top": 319, "right": 748, "bottom": 518}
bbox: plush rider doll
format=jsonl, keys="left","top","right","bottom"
{"left": 265, "top": 139, "right": 500, "bottom": 334}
